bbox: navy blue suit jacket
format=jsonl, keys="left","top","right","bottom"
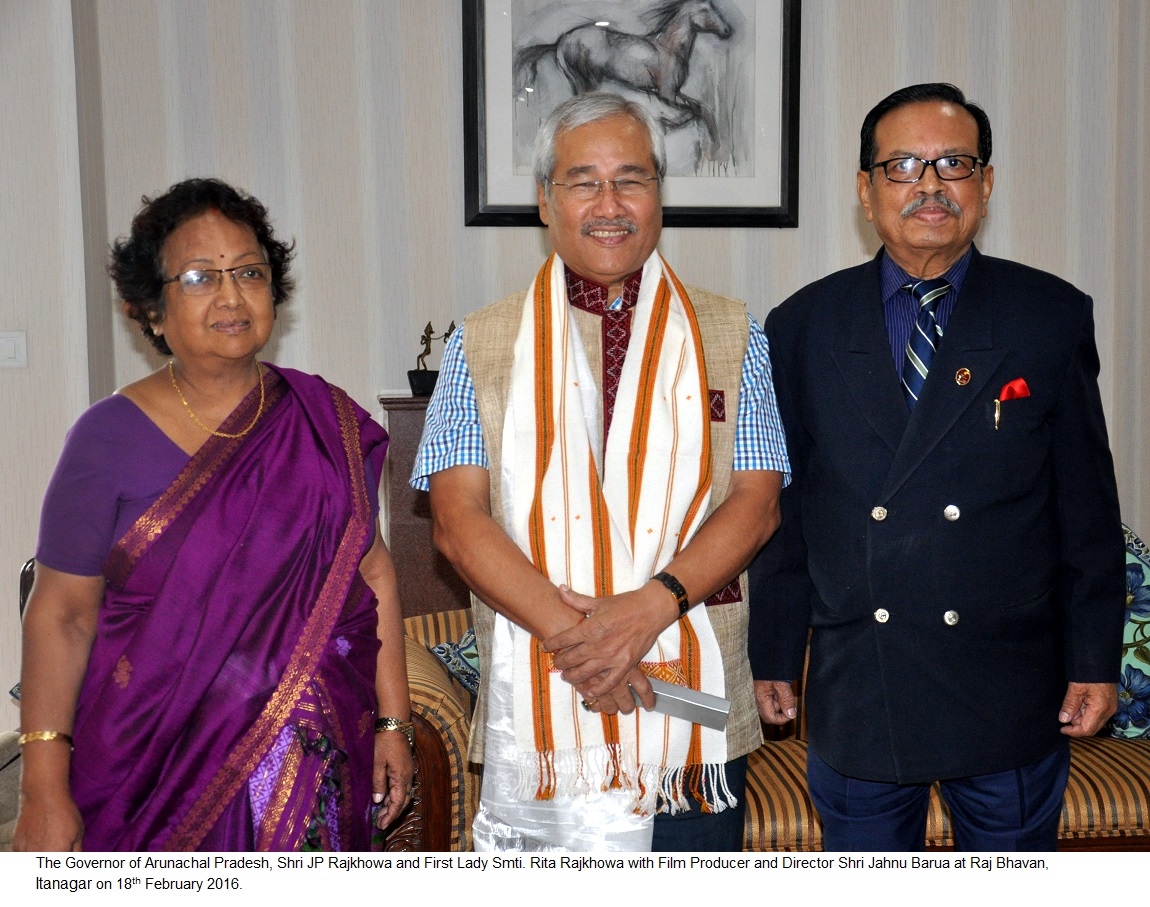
{"left": 750, "top": 247, "right": 1124, "bottom": 783}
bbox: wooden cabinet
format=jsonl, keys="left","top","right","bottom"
{"left": 379, "top": 397, "right": 471, "bottom": 618}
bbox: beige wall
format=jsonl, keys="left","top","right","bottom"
{"left": 2, "top": 0, "right": 1149, "bottom": 729}
{"left": 0, "top": 0, "right": 89, "bottom": 728}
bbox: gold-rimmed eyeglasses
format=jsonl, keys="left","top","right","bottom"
{"left": 548, "top": 176, "right": 660, "bottom": 200}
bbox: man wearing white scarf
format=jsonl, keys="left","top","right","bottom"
{"left": 411, "top": 94, "right": 789, "bottom": 851}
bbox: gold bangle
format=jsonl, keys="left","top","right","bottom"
{"left": 18, "top": 730, "right": 74, "bottom": 749}
{"left": 374, "top": 717, "right": 414, "bottom": 750}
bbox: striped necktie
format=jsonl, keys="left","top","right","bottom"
{"left": 901, "top": 278, "right": 950, "bottom": 409}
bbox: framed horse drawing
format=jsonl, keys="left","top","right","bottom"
{"left": 463, "top": 0, "right": 800, "bottom": 227}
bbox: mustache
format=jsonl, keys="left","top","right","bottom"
{"left": 901, "top": 194, "right": 962, "bottom": 218}
{"left": 581, "top": 218, "right": 638, "bottom": 236}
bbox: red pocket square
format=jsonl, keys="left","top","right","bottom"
{"left": 999, "top": 378, "right": 1030, "bottom": 400}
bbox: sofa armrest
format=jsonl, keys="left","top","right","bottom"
{"left": 384, "top": 635, "right": 478, "bottom": 852}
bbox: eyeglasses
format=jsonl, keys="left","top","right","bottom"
{"left": 548, "top": 176, "right": 660, "bottom": 200}
{"left": 870, "top": 155, "right": 983, "bottom": 183}
{"left": 162, "top": 262, "right": 273, "bottom": 296}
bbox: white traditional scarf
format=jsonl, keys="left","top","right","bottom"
{"left": 500, "top": 251, "right": 731, "bottom": 815}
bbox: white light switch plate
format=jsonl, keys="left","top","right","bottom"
{"left": 0, "top": 331, "right": 28, "bottom": 368}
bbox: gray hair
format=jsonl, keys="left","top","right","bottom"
{"left": 533, "top": 93, "right": 667, "bottom": 197}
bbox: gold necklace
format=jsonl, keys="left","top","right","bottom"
{"left": 168, "top": 360, "right": 265, "bottom": 439}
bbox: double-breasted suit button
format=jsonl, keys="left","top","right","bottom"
{"left": 943, "top": 504, "right": 961, "bottom": 521}
{"left": 871, "top": 506, "right": 888, "bottom": 521}
{"left": 943, "top": 610, "right": 960, "bottom": 626}
{"left": 874, "top": 608, "right": 890, "bottom": 623}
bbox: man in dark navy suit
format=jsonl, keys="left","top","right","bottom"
{"left": 751, "top": 83, "right": 1124, "bottom": 851}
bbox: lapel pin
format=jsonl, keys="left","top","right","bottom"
{"left": 955, "top": 368, "right": 971, "bottom": 386}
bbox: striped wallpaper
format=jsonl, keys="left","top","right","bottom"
{"left": 1, "top": 0, "right": 1147, "bottom": 726}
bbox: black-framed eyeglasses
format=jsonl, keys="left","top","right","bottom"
{"left": 162, "top": 262, "right": 273, "bottom": 296}
{"left": 870, "top": 155, "right": 983, "bottom": 183}
{"left": 548, "top": 176, "right": 660, "bottom": 200}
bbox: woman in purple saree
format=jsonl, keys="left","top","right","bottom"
{"left": 15, "top": 179, "right": 412, "bottom": 851}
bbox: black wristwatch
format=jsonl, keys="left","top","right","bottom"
{"left": 653, "top": 571, "right": 691, "bottom": 617}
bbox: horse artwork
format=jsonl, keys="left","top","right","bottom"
{"left": 512, "top": 0, "right": 747, "bottom": 174}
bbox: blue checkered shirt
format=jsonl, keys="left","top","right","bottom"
{"left": 410, "top": 313, "right": 790, "bottom": 490}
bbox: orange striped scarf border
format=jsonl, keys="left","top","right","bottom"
{"left": 514, "top": 253, "right": 722, "bottom": 804}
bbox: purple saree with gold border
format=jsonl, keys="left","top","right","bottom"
{"left": 69, "top": 366, "right": 387, "bottom": 851}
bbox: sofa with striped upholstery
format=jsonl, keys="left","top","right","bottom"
{"left": 380, "top": 397, "right": 1150, "bottom": 852}
{"left": 400, "top": 604, "right": 1150, "bottom": 852}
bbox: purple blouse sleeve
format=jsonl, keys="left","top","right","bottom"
{"left": 36, "top": 396, "right": 189, "bottom": 576}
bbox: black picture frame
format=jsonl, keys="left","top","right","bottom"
{"left": 463, "top": 0, "right": 801, "bottom": 228}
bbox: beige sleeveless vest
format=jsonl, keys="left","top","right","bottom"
{"left": 463, "top": 283, "right": 762, "bottom": 762}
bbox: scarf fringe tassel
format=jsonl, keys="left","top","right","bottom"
{"left": 516, "top": 744, "right": 736, "bottom": 816}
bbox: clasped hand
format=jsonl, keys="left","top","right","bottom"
{"left": 542, "top": 584, "right": 676, "bottom": 715}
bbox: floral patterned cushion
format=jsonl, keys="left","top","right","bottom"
{"left": 1111, "top": 524, "right": 1150, "bottom": 738}
{"left": 431, "top": 628, "right": 480, "bottom": 695}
